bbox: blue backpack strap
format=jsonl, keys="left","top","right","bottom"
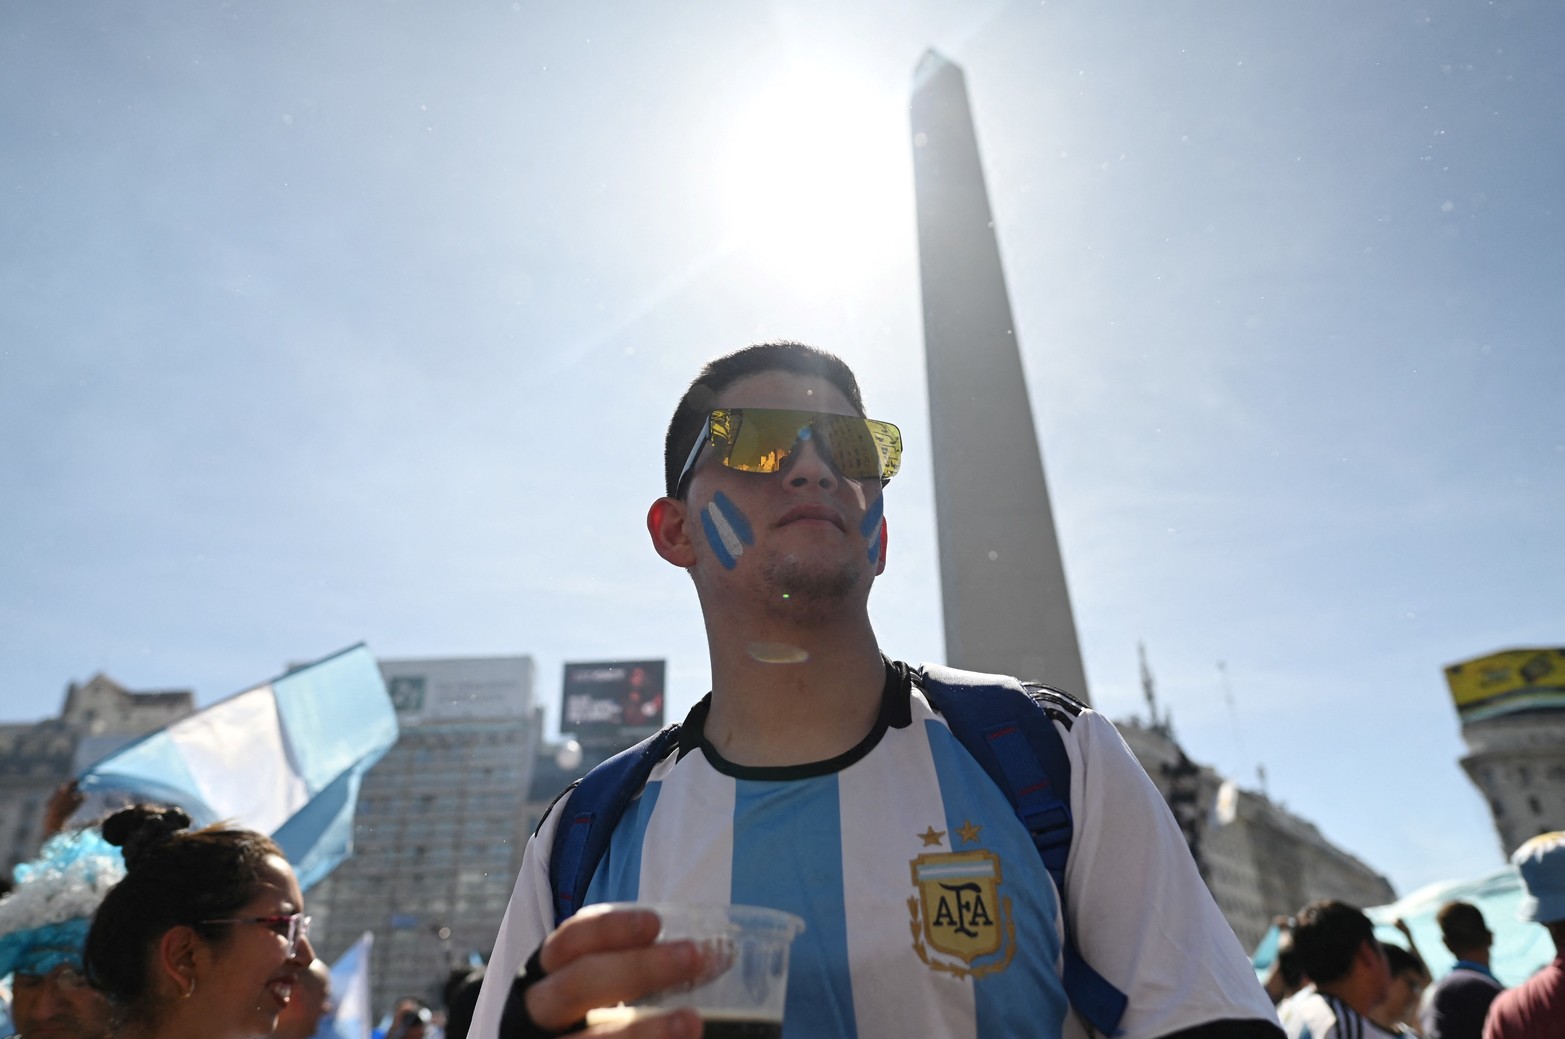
{"left": 548, "top": 724, "right": 683, "bottom": 927}
{"left": 917, "top": 663, "right": 1129, "bottom": 1037}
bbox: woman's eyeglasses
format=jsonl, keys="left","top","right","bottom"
{"left": 201, "top": 912, "right": 312, "bottom": 958}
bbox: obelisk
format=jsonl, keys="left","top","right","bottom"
{"left": 910, "top": 50, "right": 1090, "bottom": 701}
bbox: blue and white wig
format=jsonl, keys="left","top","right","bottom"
{"left": 0, "top": 829, "right": 125, "bottom": 978}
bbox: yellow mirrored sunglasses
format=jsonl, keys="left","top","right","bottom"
{"left": 676, "top": 407, "right": 902, "bottom": 496}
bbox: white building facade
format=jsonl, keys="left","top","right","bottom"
{"left": 1118, "top": 719, "right": 1395, "bottom": 952}
{"left": 0, "top": 674, "right": 193, "bottom": 874}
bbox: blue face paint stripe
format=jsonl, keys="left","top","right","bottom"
{"left": 711, "top": 491, "right": 754, "bottom": 545}
{"left": 858, "top": 494, "right": 884, "bottom": 538}
{"left": 862, "top": 495, "right": 884, "bottom": 565}
{"left": 732, "top": 777, "right": 858, "bottom": 1039}
{"left": 700, "top": 508, "right": 740, "bottom": 570}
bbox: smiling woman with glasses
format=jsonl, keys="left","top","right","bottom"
{"left": 81, "top": 804, "right": 317, "bottom": 1039}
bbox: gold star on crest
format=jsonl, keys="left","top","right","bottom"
{"left": 956, "top": 819, "right": 983, "bottom": 845}
{"left": 918, "top": 825, "right": 946, "bottom": 847}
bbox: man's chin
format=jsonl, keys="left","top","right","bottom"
{"left": 761, "top": 559, "right": 865, "bottom": 616}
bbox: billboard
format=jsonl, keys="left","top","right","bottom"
{"left": 377, "top": 657, "right": 535, "bottom": 724}
{"left": 562, "top": 660, "right": 666, "bottom": 748}
{"left": 1445, "top": 648, "right": 1565, "bottom": 724}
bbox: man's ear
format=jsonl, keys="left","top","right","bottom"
{"left": 874, "top": 517, "right": 889, "bottom": 576}
{"left": 1357, "top": 937, "right": 1387, "bottom": 975}
{"left": 647, "top": 498, "right": 698, "bottom": 568}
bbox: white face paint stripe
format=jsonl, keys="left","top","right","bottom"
{"left": 705, "top": 500, "right": 747, "bottom": 561}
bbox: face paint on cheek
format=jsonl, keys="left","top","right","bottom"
{"left": 701, "top": 491, "right": 754, "bottom": 570}
{"left": 860, "top": 495, "right": 885, "bottom": 564}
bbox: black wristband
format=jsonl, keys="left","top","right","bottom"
{"left": 498, "top": 946, "right": 588, "bottom": 1039}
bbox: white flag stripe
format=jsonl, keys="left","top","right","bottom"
{"left": 166, "top": 684, "right": 310, "bottom": 835}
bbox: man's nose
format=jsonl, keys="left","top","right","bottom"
{"left": 782, "top": 429, "right": 839, "bottom": 489}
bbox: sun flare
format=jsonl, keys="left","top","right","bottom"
{"left": 713, "top": 65, "right": 911, "bottom": 290}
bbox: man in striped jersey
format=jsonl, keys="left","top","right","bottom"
{"left": 1277, "top": 901, "right": 1397, "bottom": 1039}
{"left": 472, "top": 343, "right": 1281, "bottom": 1039}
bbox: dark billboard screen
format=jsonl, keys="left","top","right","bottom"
{"left": 561, "top": 659, "right": 666, "bottom": 747}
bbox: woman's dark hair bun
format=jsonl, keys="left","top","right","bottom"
{"left": 101, "top": 804, "right": 193, "bottom": 869}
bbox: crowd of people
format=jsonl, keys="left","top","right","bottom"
{"left": 0, "top": 343, "right": 1561, "bottom": 1039}
{"left": 1263, "top": 830, "right": 1564, "bottom": 1039}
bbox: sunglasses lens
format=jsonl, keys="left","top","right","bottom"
{"left": 720, "top": 409, "right": 809, "bottom": 474}
{"left": 713, "top": 409, "right": 901, "bottom": 480}
{"left": 816, "top": 414, "right": 901, "bottom": 480}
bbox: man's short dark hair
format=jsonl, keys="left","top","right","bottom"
{"left": 662, "top": 342, "right": 867, "bottom": 498}
{"left": 1436, "top": 900, "right": 1491, "bottom": 950}
{"left": 1290, "top": 900, "right": 1376, "bottom": 985}
{"left": 1275, "top": 925, "right": 1305, "bottom": 989}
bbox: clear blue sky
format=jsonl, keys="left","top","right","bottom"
{"left": 3, "top": 1, "right": 1561, "bottom": 902}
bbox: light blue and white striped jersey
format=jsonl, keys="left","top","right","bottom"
{"left": 473, "top": 663, "right": 1278, "bottom": 1039}
{"left": 1278, "top": 989, "right": 1401, "bottom": 1039}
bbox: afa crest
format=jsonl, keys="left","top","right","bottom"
{"left": 908, "top": 847, "right": 1016, "bottom": 979}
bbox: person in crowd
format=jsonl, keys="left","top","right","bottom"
{"left": 1278, "top": 899, "right": 1396, "bottom": 1038}
{"left": 273, "top": 958, "right": 333, "bottom": 1039}
{"left": 386, "top": 1000, "right": 434, "bottom": 1039}
{"left": 82, "top": 804, "right": 316, "bottom": 1039}
{"left": 0, "top": 826, "right": 123, "bottom": 1039}
{"left": 470, "top": 342, "right": 1282, "bottom": 1039}
{"left": 442, "top": 966, "right": 485, "bottom": 1039}
{"left": 1423, "top": 901, "right": 1504, "bottom": 1039}
{"left": 1482, "top": 832, "right": 1565, "bottom": 1039}
{"left": 1369, "top": 942, "right": 1431, "bottom": 1035}
{"left": 1264, "top": 918, "right": 1309, "bottom": 1005}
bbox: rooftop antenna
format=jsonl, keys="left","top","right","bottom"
{"left": 1139, "top": 641, "right": 1165, "bottom": 733}
{"left": 1217, "top": 660, "right": 1251, "bottom": 778}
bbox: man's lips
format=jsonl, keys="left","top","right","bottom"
{"left": 776, "top": 504, "right": 846, "bottom": 530}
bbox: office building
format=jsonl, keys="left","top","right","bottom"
{"left": 307, "top": 655, "right": 540, "bottom": 1015}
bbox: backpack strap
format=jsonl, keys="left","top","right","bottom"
{"left": 917, "top": 663, "right": 1128, "bottom": 1038}
{"left": 548, "top": 724, "right": 683, "bottom": 926}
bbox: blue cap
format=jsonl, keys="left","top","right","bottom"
{"left": 1512, "top": 831, "right": 1565, "bottom": 925}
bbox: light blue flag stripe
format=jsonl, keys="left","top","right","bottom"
{"left": 273, "top": 646, "right": 398, "bottom": 789}
{"left": 78, "top": 733, "right": 219, "bottom": 824}
{"left": 320, "top": 930, "right": 374, "bottom": 1039}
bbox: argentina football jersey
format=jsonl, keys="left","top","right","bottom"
{"left": 476, "top": 660, "right": 1280, "bottom": 1039}
{"left": 580, "top": 663, "right": 1072, "bottom": 1039}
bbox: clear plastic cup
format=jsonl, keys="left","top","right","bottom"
{"left": 584, "top": 903, "right": 805, "bottom": 1037}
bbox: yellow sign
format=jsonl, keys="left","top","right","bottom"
{"left": 1444, "top": 648, "right": 1565, "bottom": 722}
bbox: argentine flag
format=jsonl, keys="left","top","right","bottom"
{"left": 76, "top": 644, "right": 398, "bottom": 890}
{"left": 320, "top": 930, "right": 374, "bottom": 1039}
